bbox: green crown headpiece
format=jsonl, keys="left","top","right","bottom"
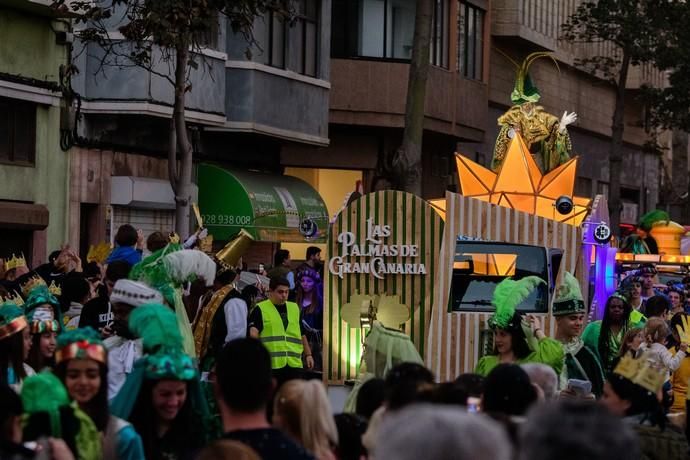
{"left": 0, "top": 302, "right": 27, "bottom": 340}
{"left": 553, "top": 272, "right": 585, "bottom": 316}
{"left": 506, "top": 51, "right": 559, "bottom": 105}
{"left": 488, "top": 276, "right": 545, "bottom": 329}
{"left": 24, "top": 285, "right": 60, "bottom": 313}
{"left": 56, "top": 327, "right": 106, "bottom": 364}
{"left": 143, "top": 349, "right": 197, "bottom": 381}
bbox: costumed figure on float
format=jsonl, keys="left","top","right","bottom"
{"left": 491, "top": 52, "right": 577, "bottom": 173}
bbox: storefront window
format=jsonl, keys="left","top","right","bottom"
{"left": 457, "top": 1, "right": 484, "bottom": 80}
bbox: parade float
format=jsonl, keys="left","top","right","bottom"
{"left": 322, "top": 53, "right": 617, "bottom": 383}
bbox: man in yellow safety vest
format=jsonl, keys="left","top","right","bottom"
{"left": 249, "top": 277, "right": 313, "bottom": 384}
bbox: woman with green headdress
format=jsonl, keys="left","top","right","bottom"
{"left": 54, "top": 327, "right": 144, "bottom": 460}
{"left": 475, "top": 276, "right": 564, "bottom": 377}
{"left": 111, "top": 304, "right": 208, "bottom": 460}
{"left": 25, "top": 298, "right": 59, "bottom": 373}
{"left": 23, "top": 284, "right": 63, "bottom": 374}
{"left": 21, "top": 371, "right": 102, "bottom": 460}
{"left": 0, "top": 301, "right": 34, "bottom": 391}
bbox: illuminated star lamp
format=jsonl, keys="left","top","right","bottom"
{"left": 455, "top": 134, "right": 591, "bottom": 225}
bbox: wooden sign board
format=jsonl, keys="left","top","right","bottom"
{"left": 324, "top": 191, "right": 444, "bottom": 383}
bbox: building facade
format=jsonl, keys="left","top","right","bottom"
{"left": 480, "top": 0, "right": 664, "bottom": 224}
{"left": 0, "top": 0, "right": 71, "bottom": 265}
{"left": 68, "top": 1, "right": 332, "bottom": 263}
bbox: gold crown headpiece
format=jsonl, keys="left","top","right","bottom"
{"left": 86, "top": 242, "right": 112, "bottom": 264}
{"left": 614, "top": 352, "right": 666, "bottom": 394}
{"left": 4, "top": 253, "right": 27, "bottom": 271}
{"left": 21, "top": 275, "right": 47, "bottom": 298}
{"left": 48, "top": 280, "right": 62, "bottom": 297}
{"left": 1, "top": 291, "right": 24, "bottom": 307}
{"left": 169, "top": 232, "right": 181, "bottom": 245}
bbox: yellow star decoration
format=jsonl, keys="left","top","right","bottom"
{"left": 455, "top": 134, "right": 591, "bottom": 225}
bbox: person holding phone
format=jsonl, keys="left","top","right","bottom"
{"left": 553, "top": 272, "right": 605, "bottom": 398}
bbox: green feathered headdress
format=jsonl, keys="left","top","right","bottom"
{"left": 21, "top": 372, "right": 70, "bottom": 438}
{"left": 130, "top": 247, "right": 215, "bottom": 306}
{"left": 638, "top": 209, "right": 670, "bottom": 232}
{"left": 552, "top": 272, "right": 585, "bottom": 316}
{"left": 22, "top": 371, "right": 102, "bottom": 459}
{"left": 489, "top": 276, "right": 545, "bottom": 329}
{"left": 111, "top": 304, "right": 202, "bottom": 421}
{"left": 505, "top": 51, "right": 559, "bottom": 105}
{"left": 128, "top": 304, "right": 183, "bottom": 353}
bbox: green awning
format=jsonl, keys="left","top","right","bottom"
{"left": 197, "top": 163, "right": 329, "bottom": 243}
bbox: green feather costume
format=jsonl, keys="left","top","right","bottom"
{"left": 475, "top": 276, "right": 564, "bottom": 377}
{"left": 129, "top": 246, "right": 216, "bottom": 357}
{"left": 110, "top": 304, "right": 207, "bottom": 420}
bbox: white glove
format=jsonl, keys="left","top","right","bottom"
{"left": 198, "top": 228, "right": 208, "bottom": 239}
{"left": 559, "top": 111, "right": 577, "bottom": 133}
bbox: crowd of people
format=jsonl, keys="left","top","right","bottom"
{"left": 2, "top": 223, "right": 690, "bottom": 459}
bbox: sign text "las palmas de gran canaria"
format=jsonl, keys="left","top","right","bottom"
{"left": 329, "top": 219, "right": 427, "bottom": 279}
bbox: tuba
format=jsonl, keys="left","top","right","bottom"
{"left": 215, "top": 229, "right": 254, "bottom": 271}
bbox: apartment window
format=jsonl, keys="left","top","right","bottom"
{"left": 331, "top": 0, "right": 416, "bottom": 60}
{"left": 0, "top": 97, "right": 36, "bottom": 165}
{"left": 263, "top": 7, "right": 286, "bottom": 69}
{"left": 194, "top": 13, "right": 219, "bottom": 49}
{"left": 458, "top": 1, "right": 484, "bottom": 80}
{"left": 431, "top": 0, "right": 449, "bottom": 68}
{"left": 291, "top": 0, "right": 319, "bottom": 77}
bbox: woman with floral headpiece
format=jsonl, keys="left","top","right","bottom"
{"left": 54, "top": 327, "right": 144, "bottom": 460}
{"left": 475, "top": 277, "right": 564, "bottom": 377}
{"left": 24, "top": 284, "right": 62, "bottom": 374}
{"left": 111, "top": 304, "right": 208, "bottom": 460}
{"left": 0, "top": 302, "right": 33, "bottom": 391}
{"left": 296, "top": 268, "right": 323, "bottom": 372}
{"left": 25, "top": 300, "right": 59, "bottom": 372}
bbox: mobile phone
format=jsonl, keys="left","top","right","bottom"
{"left": 567, "top": 378, "right": 592, "bottom": 396}
{"left": 467, "top": 396, "right": 481, "bottom": 413}
{"left": 26, "top": 437, "right": 51, "bottom": 460}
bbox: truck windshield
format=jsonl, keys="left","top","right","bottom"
{"left": 450, "top": 242, "right": 549, "bottom": 313}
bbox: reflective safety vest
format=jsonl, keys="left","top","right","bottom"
{"left": 256, "top": 300, "right": 303, "bottom": 369}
